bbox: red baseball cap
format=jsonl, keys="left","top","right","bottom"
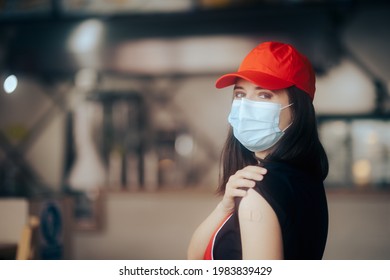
{"left": 215, "top": 41, "right": 316, "bottom": 100}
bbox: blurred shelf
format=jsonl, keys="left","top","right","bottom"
{"left": 318, "top": 114, "right": 390, "bottom": 121}
{"left": 325, "top": 187, "right": 390, "bottom": 198}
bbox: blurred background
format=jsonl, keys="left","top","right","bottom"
{"left": 0, "top": 0, "right": 389, "bottom": 260}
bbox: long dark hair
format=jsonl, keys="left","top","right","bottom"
{"left": 216, "top": 86, "right": 328, "bottom": 195}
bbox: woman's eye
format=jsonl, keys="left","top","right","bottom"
{"left": 258, "top": 92, "right": 273, "bottom": 99}
{"left": 234, "top": 92, "right": 245, "bottom": 99}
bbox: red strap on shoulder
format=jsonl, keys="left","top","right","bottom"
{"left": 203, "top": 236, "right": 214, "bottom": 260}
{"left": 203, "top": 214, "right": 232, "bottom": 260}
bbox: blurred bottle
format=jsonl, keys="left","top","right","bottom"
{"left": 68, "top": 103, "right": 106, "bottom": 192}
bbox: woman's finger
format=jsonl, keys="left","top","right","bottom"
{"left": 227, "top": 178, "right": 256, "bottom": 190}
{"left": 233, "top": 170, "right": 264, "bottom": 181}
{"left": 232, "top": 188, "right": 248, "bottom": 197}
{"left": 242, "top": 165, "right": 267, "bottom": 175}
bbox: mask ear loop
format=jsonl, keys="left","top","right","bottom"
{"left": 282, "top": 122, "right": 293, "bottom": 132}
{"left": 280, "top": 103, "right": 294, "bottom": 132}
{"left": 281, "top": 103, "right": 293, "bottom": 110}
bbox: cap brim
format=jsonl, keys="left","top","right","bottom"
{"left": 215, "top": 70, "right": 294, "bottom": 90}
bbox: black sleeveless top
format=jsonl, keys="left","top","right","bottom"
{"left": 213, "top": 161, "right": 329, "bottom": 260}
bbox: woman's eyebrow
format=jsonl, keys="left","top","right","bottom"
{"left": 233, "top": 85, "right": 270, "bottom": 91}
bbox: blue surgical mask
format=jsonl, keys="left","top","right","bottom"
{"left": 228, "top": 98, "right": 292, "bottom": 152}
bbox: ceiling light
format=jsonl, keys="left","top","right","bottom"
{"left": 3, "top": 74, "right": 18, "bottom": 94}
{"left": 68, "top": 19, "right": 104, "bottom": 53}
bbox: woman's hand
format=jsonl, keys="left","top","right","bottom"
{"left": 219, "top": 166, "right": 267, "bottom": 214}
{"left": 188, "top": 165, "right": 267, "bottom": 260}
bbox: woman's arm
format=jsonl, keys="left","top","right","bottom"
{"left": 187, "top": 202, "right": 231, "bottom": 260}
{"left": 187, "top": 166, "right": 267, "bottom": 260}
{"left": 239, "top": 188, "right": 283, "bottom": 259}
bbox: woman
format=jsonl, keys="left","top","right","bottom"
{"left": 187, "top": 41, "right": 329, "bottom": 260}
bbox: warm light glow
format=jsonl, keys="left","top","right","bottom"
{"left": 159, "top": 158, "right": 175, "bottom": 169}
{"left": 352, "top": 159, "right": 372, "bottom": 186}
{"left": 68, "top": 19, "right": 104, "bottom": 53}
{"left": 3, "top": 75, "right": 18, "bottom": 94}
